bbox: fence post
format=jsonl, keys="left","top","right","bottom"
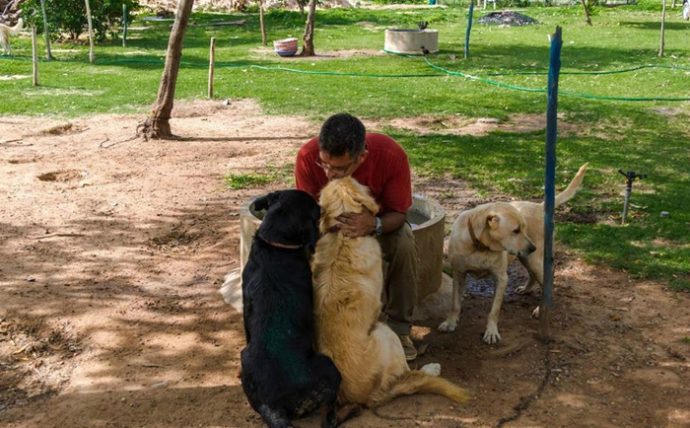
{"left": 31, "top": 26, "right": 39, "bottom": 86}
{"left": 659, "top": 0, "right": 666, "bottom": 57}
{"left": 208, "top": 37, "right": 216, "bottom": 99}
{"left": 540, "top": 26, "right": 562, "bottom": 343}
{"left": 259, "top": 0, "right": 267, "bottom": 47}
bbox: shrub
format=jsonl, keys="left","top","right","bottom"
{"left": 21, "top": 0, "right": 139, "bottom": 42}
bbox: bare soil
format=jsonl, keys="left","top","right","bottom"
{"left": 1, "top": 100, "right": 689, "bottom": 428}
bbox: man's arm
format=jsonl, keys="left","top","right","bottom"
{"left": 295, "top": 147, "right": 319, "bottom": 198}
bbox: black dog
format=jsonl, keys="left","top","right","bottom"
{"left": 240, "top": 190, "right": 341, "bottom": 428}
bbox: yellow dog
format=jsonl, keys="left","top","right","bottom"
{"left": 312, "top": 176, "right": 469, "bottom": 408}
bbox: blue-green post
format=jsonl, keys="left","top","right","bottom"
{"left": 540, "top": 26, "right": 562, "bottom": 341}
{"left": 464, "top": 0, "right": 474, "bottom": 59}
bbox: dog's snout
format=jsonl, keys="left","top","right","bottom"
{"left": 518, "top": 242, "right": 536, "bottom": 257}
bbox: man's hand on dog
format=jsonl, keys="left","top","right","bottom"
{"left": 335, "top": 211, "right": 376, "bottom": 237}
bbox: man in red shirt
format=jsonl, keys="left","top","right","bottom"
{"left": 295, "top": 113, "right": 419, "bottom": 361}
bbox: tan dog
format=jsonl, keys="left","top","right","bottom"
{"left": 312, "top": 176, "right": 469, "bottom": 408}
{"left": 439, "top": 163, "right": 588, "bottom": 344}
{"left": 0, "top": 18, "right": 23, "bottom": 56}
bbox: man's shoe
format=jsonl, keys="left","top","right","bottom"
{"left": 398, "top": 334, "right": 417, "bottom": 361}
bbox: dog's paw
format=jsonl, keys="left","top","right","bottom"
{"left": 482, "top": 321, "right": 501, "bottom": 344}
{"left": 420, "top": 363, "right": 441, "bottom": 376}
{"left": 531, "top": 306, "right": 540, "bottom": 319}
{"left": 438, "top": 319, "right": 458, "bottom": 332}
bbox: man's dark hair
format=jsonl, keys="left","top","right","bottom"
{"left": 318, "top": 113, "right": 366, "bottom": 157}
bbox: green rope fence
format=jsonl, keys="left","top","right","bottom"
{"left": 420, "top": 56, "right": 690, "bottom": 102}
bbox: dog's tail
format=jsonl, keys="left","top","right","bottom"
{"left": 367, "top": 369, "right": 470, "bottom": 407}
{"left": 10, "top": 18, "right": 24, "bottom": 35}
{"left": 554, "top": 163, "right": 588, "bottom": 207}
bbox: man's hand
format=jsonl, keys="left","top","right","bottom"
{"left": 336, "top": 211, "right": 376, "bottom": 238}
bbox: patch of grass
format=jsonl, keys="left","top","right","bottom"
{"left": 224, "top": 164, "right": 294, "bottom": 189}
{"left": 2, "top": 6, "right": 688, "bottom": 118}
{"left": 393, "top": 104, "right": 690, "bottom": 286}
{"left": 224, "top": 172, "right": 275, "bottom": 189}
{"left": 1, "top": 4, "right": 689, "bottom": 289}
{"left": 670, "top": 278, "right": 690, "bottom": 293}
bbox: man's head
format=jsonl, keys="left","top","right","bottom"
{"left": 317, "top": 113, "right": 368, "bottom": 180}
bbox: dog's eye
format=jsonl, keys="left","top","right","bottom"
{"left": 513, "top": 228, "right": 520, "bottom": 234}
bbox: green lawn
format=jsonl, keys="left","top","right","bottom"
{"left": 1, "top": 1, "right": 688, "bottom": 290}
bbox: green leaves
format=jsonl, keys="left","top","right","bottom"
{"left": 21, "top": 0, "right": 139, "bottom": 42}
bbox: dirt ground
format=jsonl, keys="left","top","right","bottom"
{"left": 1, "top": 99, "right": 689, "bottom": 428}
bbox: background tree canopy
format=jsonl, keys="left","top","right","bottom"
{"left": 21, "top": 0, "right": 140, "bottom": 41}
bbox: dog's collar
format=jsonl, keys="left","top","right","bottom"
{"left": 467, "top": 218, "right": 490, "bottom": 251}
{"left": 257, "top": 234, "right": 303, "bottom": 250}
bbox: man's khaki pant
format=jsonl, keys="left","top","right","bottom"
{"left": 377, "top": 223, "right": 418, "bottom": 336}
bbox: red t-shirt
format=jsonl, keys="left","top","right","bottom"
{"left": 295, "top": 133, "right": 412, "bottom": 214}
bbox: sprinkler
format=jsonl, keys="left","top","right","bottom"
{"left": 619, "top": 169, "right": 646, "bottom": 224}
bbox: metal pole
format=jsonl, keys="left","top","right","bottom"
{"left": 540, "top": 26, "right": 562, "bottom": 343}
{"left": 619, "top": 170, "right": 645, "bottom": 225}
{"left": 621, "top": 182, "right": 631, "bottom": 224}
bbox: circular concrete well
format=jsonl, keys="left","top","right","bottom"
{"left": 239, "top": 193, "right": 445, "bottom": 303}
{"left": 384, "top": 29, "right": 439, "bottom": 55}
{"left": 407, "top": 194, "right": 445, "bottom": 301}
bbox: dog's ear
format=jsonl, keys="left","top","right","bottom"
{"left": 354, "top": 187, "right": 379, "bottom": 216}
{"left": 487, "top": 214, "right": 500, "bottom": 230}
{"left": 345, "top": 177, "right": 379, "bottom": 215}
{"left": 253, "top": 191, "right": 281, "bottom": 212}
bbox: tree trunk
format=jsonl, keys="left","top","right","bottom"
{"left": 39, "top": 0, "right": 53, "bottom": 60}
{"left": 580, "top": 0, "right": 592, "bottom": 25}
{"left": 659, "top": 0, "right": 666, "bottom": 57}
{"left": 85, "top": 0, "right": 95, "bottom": 63}
{"left": 300, "top": 0, "right": 316, "bottom": 57}
{"left": 138, "top": 0, "right": 195, "bottom": 140}
{"left": 259, "top": 0, "right": 266, "bottom": 47}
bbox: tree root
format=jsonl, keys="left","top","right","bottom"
{"left": 136, "top": 118, "right": 155, "bottom": 141}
